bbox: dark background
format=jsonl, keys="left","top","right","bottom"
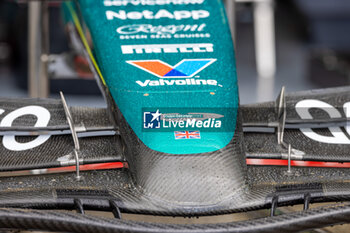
{"left": 0, "top": 0, "right": 350, "bottom": 106}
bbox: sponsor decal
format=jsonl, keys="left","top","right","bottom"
{"left": 117, "top": 24, "right": 210, "bottom": 40}
{"left": 163, "top": 118, "right": 222, "bottom": 128}
{"left": 162, "top": 112, "right": 224, "bottom": 121}
{"left": 117, "top": 24, "right": 206, "bottom": 35}
{"left": 121, "top": 43, "right": 213, "bottom": 54}
{"left": 174, "top": 131, "right": 201, "bottom": 139}
{"left": 142, "top": 108, "right": 234, "bottom": 132}
{"left": 143, "top": 109, "right": 162, "bottom": 129}
{"left": 106, "top": 9, "right": 209, "bottom": 21}
{"left": 295, "top": 99, "right": 350, "bottom": 144}
{"left": 135, "top": 78, "right": 218, "bottom": 87}
{"left": 127, "top": 59, "right": 215, "bottom": 78}
{"left": 104, "top": 0, "right": 205, "bottom": 6}
{"left": 0, "top": 106, "right": 51, "bottom": 151}
{"left": 127, "top": 58, "right": 219, "bottom": 87}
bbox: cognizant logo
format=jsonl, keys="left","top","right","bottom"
{"left": 127, "top": 59, "right": 220, "bottom": 87}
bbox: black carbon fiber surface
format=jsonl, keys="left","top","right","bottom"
{"left": 0, "top": 135, "right": 123, "bottom": 170}
{"left": 114, "top": 102, "right": 248, "bottom": 206}
{"left": 243, "top": 86, "right": 350, "bottom": 162}
{"left": 1, "top": 165, "right": 350, "bottom": 216}
{"left": 0, "top": 98, "right": 114, "bottom": 132}
{"left": 242, "top": 86, "right": 350, "bottom": 127}
{"left": 245, "top": 129, "right": 350, "bottom": 162}
{"left": 0, "top": 203, "right": 350, "bottom": 233}
{"left": 1, "top": 87, "right": 350, "bottom": 219}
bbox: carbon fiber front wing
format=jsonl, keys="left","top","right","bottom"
{"left": 0, "top": 86, "right": 350, "bottom": 232}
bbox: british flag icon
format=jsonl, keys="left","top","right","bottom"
{"left": 174, "top": 131, "right": 201, "bottom": 140}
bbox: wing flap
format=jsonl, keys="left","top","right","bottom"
{"left": 0, "top": 98, "right": 115, "bottom": 135}
{"left": 245, "top": 130, "right": 350, "bottom": 162}
{"left": 0, "top": 134, "right": 123, "bottom": 171}
{"left": 242, "top": 86, "right": 350, "bottom": 128}
{"left": 243, "top": 86, "right": 350, "bottom": 162}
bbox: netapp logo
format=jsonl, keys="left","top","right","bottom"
{"left": 106, "top": 9, "right": 209, "bottom": 20}
{"left": 121, "top": 43, "right": 213, "bottom": 54}
{"left": 104, "top": 0, "right": 205, "bottom": 6}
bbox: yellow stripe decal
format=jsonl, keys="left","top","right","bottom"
{"left": 66, "top": 2, "right": 106, "bottom": 86}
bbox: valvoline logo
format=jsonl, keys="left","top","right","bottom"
{"left": 126, "top": 59, "right": 216, "bottom": 78}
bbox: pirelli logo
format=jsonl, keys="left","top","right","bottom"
{"left": 121, "top": 43, "right": 214, "bottom": 54}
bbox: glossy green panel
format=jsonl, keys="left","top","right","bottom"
{"left": 75, "top": 0, "right": 239, "bottom": 154}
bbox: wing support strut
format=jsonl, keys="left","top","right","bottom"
{"left": 60, "top": 92, "right": 82, "bottom": 180}
{"left": 276, "top": 86, "right": 299, "bottom": 174}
